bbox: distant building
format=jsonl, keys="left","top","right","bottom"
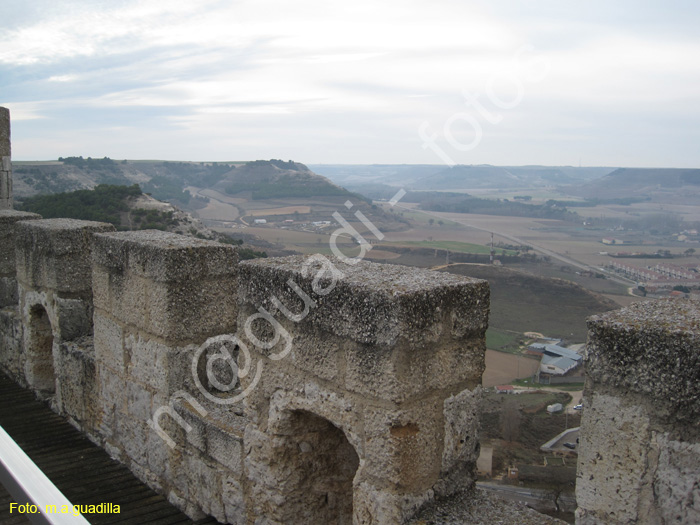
{"left": 602, "top": 237, "right": 625, "bottom": 245}
{"left": 530, "top": 343, "right": 583, "bottom": 376}
{"left": 477, "top": 446, "right": 493, "bottom": 477}
{"left": 254, "top": 219, "right": 267, "bottom": 224}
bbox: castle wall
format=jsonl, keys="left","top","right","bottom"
{"left": 576, "top": 299, "right": 700, "bottom": 525}
{"left": 0, "top": 210, "right": 40, "bottom": 308}
{"left": 0, "top": 210, "right": 41, "bottom": 379}
{"left": 237, "top": 255, "right": 488, "bottom": 524}
{"left": 90, "top": 230, "right": 243, "bottom": 522}
{"left": 14, "top": 218, "right": 115, "bottom": 426}
{"left": 0, "top": 107, "right": 11, "bottom": 210}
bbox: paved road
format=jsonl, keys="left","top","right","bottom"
{"left": 396, "top": 205, "right": 637, "bottom": 290}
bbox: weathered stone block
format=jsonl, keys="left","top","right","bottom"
{"left": 436, "top": 386, "right": 481, "bottom": 497}
{"left": 0, "top": 307, "right": 23, "bottom": 380}
{"left": 586, "top": 299, "right": 700, "bottom": 431}
{"left": 96, "top": 362, "right": 126, "bottom": 437}
{"left": 361, "top": 400, "right": 444, "bottom": 491}
{"left": 206, "top": 422, "right": 243, "bottom": 474}
{"left": 654, "top": 434, "right": 700, "bottom": 524}
{"left": 54, "top": 296, "right": 93, "bottom": 340}
{"left": 54, "top": 339, "right": 97, "bottom": 429}
{"left": 183, "top": 451, "right": 226, "bottom": 522}
{"left": 117, "top": 415, "right": 149, "bottom": 466}
{"left": 93, "top": 312, "right": 126, "bottom": 373}
{"left": 92, "top": 230, "right": 239, "bottom": 344}
{"left": 124, "top": 332, "right": 170, "bottom": 392}
{"left": 222, "top": 476, "right": 246, "bottom": 524}
{"left": 0, "top": 210, "right": 41, "bottom": 306}
{"left": 125, "top": 380, "right": 155, "bottom": 422}
{"left": 15, "top": 219, "right": 115, "bottom": 293}
{"left": 576, "top": 392, "right": 653, "bottom": 524}
{"left": 0, "top": 211, "right": 41, "bottom": 274}
{"left": 577, "top": 299, "right": 700, "bottom": 525}
{"left": 239, "top": 255, "right": 489, "bottom": 347}
{"left": 239, "top": 255, "right": 488, "bottom": 403}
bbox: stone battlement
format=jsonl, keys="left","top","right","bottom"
{"left": 1, "top": 106, "right": 698, "bottom": 524}
{"left": 0, "top": 210, "right": 490, "bottom": 524}
{"left": 577, "top": 299, "right": 700, "bottom": 525}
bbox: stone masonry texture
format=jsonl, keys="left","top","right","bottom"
{"left": 576, "top": 299, "right": 700, "bottom": 525}
{"left": 0, "top": 107, "right": 12, "bottom": 209}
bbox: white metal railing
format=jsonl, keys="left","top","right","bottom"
{"left": 0, "top": 425, "right": 91, "bottom": 524}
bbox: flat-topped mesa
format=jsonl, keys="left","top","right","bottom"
{"left": 577, "top": 299, "right": 700, "bottom": 525}
{"left": 0, "top": 107, "right": 12, "bottom": 210}
{"left": 238, "top": 255, "right": 489, "bottom": 524}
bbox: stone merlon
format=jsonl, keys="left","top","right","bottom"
{"left": 239, "top": 255, "right": 490, "bottom": 347}
{"left": 586, "top": 298, "right": 700, "bottom": 433}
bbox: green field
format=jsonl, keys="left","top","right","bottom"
{"left": 386, "top": 208, "right": 460, "bottom": 227}
{"left": 442, "top": 264, "right": 617, "bottom": 343}
{"left": 485, "top": 328, "right": 521, "bottom": 352}
{"left": 387, "top": 240, "right": 516, "bottom": 255}
{"left": 512, "top": 379, "right": 584, "bottom": 391}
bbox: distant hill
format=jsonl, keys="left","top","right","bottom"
{"left": 216, "top": 160, "right": 364, "bottom": 200}
{"left": 12, "top": 157, "right": 408, "bottom": 239}
{"left": 569, "top": 168, "right": 700, "bottom": 201}
{"left": 13, "top": 158, "right": 366, "bottom": 203}
{"left": 310, "top": 164, "right": 614, "bottom": 192}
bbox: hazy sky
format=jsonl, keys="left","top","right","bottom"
{"left": 2, "top": 0, "right": 699, "bottom": 167}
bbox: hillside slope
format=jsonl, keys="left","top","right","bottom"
{"left": 441, "top": 263, "right": 618, "bottom": 342}
{"left": 569, "top": 167, "right": 700, "bottom": 202}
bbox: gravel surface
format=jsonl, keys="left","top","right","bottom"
{"left": 408, "top": 487, "right": 567, "bottom": 525}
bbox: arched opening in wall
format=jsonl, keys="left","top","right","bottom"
{"left": 25, "top": 305, "right": 56, "bottom": 396}
{"left": 281, "top": 410, "right": 360, "bottom": 525}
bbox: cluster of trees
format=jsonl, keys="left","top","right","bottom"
{"left": 19, "top": 184, "right": 142, "bottom": 227}
{"left": 246, "top": 159, "right": 304, "bottom": 171}
{"left": 130, "top": 208, "right": 180, "bottom": 231}
{"left": 15, "top": 167, "right": 81, "bottom": 194}
{"left": 142, "top": 176, "right": 192, "bottom": 204}
{"left": 59, "top": 156, "right": 118, "bottom": 168}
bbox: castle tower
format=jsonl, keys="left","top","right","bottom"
{"left": 0, "top": 107, "right": 12, "bottom": 210}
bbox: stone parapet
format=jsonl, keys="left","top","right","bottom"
{"left": 239, "top": 254, "right": 489, "bottom": 347}
{"left": 0, "top": 210, "right": 41, "bottom": 307}
{"left": 15, "top": 218, "right": 115, "bottom": 294}
{"left": 576, "top": 299, "right": 700, "bottom": 525}
{"left": 92, "top": 230, "right": 239, "bottom": 344}
{"left": 238, "top": 255, "right": 488, "bottom": 403}
{"left": 90, "top": 230, "right": 242, "bottom": 522}
{"left": 238, "top": 255, "right": 489, "bottom": 524}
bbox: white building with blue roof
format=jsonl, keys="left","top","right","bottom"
{"left": 530, "top": 343, "right": 583, "bottom": 376}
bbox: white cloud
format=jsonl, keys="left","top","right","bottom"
{"left": 2, "top": 0, "right": 700, "bottom": 165}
